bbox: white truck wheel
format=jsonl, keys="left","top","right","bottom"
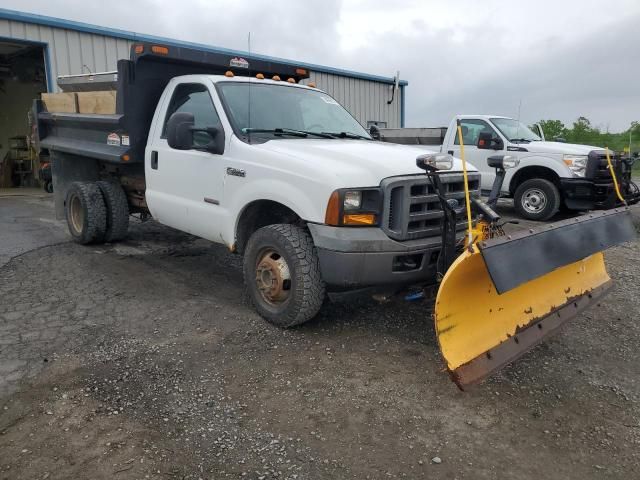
{"left": 514, "top": 178, "right": 560, "bottom": 221}
{"left": 243, "top": 224, "right": 325, "bottom": 327}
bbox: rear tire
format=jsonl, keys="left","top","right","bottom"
{"left": 97, "top": 180, "right": 129, "bottom": 242}
{"left": 243, "top": 224, "right": 325, "bottom": 327}
{"left": 65, "top": 182, "right": 107, "bottom": 244}
{"left": 514, "top": 178, "right": 560, "bottom": 221}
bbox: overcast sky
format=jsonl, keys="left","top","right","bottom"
{"left": 7, "top": 0, "right": 640, "bottom": 130}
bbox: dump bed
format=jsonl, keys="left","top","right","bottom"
{"left": 34, "top": 42, "right": 311, "bottom": 164}
{"left": 377, "top": 127, "right": 447, "bottom": 146}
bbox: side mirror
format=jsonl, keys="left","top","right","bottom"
{"left": 167, "top": 112, "right": 195, "bottom": 150}
{"left": 477, "top": 132, "right": 503, "bottom": 150}
{"left": 369, "top": 124, "right": 381, "bottom": 140}
{"left": 166, "top": 112, "right": 224, "bottom": 154}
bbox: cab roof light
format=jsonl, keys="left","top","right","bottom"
{"left": 287, "top": 78, "right": 296, "bottom": 83}
{"left": 151, "top": 45, "right": 169, "bottom": 55}
{"left": 225, "top": 70, "right": 234, "bottom": 77}
{"left": 272, "top": 75, "right": 281, "bottom": 81}
{"left": 295, "top": 68, "right": 308, "bottom": 75}
{"left": 307, "top": 82, "right": 316, "bottom": 88}
{"left": 256, "top": 73, "right": 265, "bottom": 79}
{"left": 134, "top": 44, "right": 144, "bottom": 54}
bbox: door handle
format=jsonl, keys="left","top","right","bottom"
{"left": 447, "top": 150, "right": 454, "bottom": 155}
{"left": 151, "top": 151, "right": 158, "bottom": 170}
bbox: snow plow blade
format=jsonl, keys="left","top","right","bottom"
{"left": 435, "top": 207, "right": 636, "bottom": 389}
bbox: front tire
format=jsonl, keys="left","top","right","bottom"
{"left": 65, "top": 182, "right": 107, "bottom": 244}
{"left": 243, "top": 224, "right": 325, "bottom": 327}
{"left": 514, "top": 178, "right": 560, "bottom": 221}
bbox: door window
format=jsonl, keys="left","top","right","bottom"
{"left": 454, "top": 119, "right": 500, "bottom": 146}
{"left": 162, "top": 83, "right": 221, "bottom": 147}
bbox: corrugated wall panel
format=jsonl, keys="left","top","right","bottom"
{"left": 305, "top": 71, "right": 400, "bottom": 128}
{"left": 0, "top": 19, "right": 402, "bottom": 127}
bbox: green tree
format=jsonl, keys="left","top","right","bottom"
{"left": 536, "top": 120, "right": 566, "bottom": 140}
{"left": 565, "top": 117, "right": 600, "bottom": 144}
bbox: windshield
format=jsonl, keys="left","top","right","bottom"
{"left": 490, "top": 118, "right": 541, "bottom": 143}
{"left": 217, "top": 82, "right": 370, "bottom": 141}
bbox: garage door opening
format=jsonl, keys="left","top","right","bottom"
{"left": 0, "top": 41, "right": 47, "bottom": 189}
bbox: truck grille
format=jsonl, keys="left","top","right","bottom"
{"left": 381, "top": 173, "right": 481, "bottom": 241}
{"left": 586, "top": 150, "right": 627, "bottom": 181}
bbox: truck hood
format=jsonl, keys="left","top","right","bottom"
{"left": 522, "top": 141, "right": 602, "bottom": 155}
{"left": 252, "top": 139, "right": 476, "bottom": 183}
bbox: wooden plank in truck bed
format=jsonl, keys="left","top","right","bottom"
{"left": 41, "top": 93, "right": 78, "bottom": 113}
{"left": 77, "top": 91, "right": 117, "bottom": 114}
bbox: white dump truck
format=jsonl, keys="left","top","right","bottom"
{"left": 33, "top": 42, "right": 479, "bottom": 327}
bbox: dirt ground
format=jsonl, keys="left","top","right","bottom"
{"left": 1, "top": 192, "right": 639, "bottom": 480}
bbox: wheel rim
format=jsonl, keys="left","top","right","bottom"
{"left": 69, "top": 194, "right": 84, "bottom": 233}
{"left": 521, "top": 188, "right": 547, "bottom": 214}
{"left": 255, "top": 248, "right": 292, "bottom": 306}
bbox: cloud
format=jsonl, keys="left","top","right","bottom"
{"left": 4, "top": 0, "right": 639, "bottom": 130}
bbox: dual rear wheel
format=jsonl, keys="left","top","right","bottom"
{"left": 65, "top": 180, "right": 129, "bottom": 244}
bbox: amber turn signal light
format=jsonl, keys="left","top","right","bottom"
{"left": 134, "top": 44, "right": 144, "bottom": 54}
{"left": 343, "top": 214, "right": 376, "bottom": 225}
{"left": 325, "top": 191, "right": 341, "bottom": 226}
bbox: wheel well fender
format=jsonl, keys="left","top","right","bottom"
{"left": 235, "top": 200, "right": 302, "bottom": 254}
{"left": 509, "top": 165, "right": 562, "bottom": 196}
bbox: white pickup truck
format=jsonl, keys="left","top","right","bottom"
{"left": 35, "top": 42, "right": 479, "bottom": 326}
{"left": 378, "top": 115, "right": 639, "bottom": 220}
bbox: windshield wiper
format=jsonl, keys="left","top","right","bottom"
{"left": 243, "top": 128, "right": 334, "bottom": 139}
{"left": 509, "top": 138, "right": 533, "bottom": 143}
{"left": 322, "top": 131, "right": 371, "bottom": 140}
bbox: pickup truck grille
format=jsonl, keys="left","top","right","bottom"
{"left": 381, "top": 172, "right": 481, "bottom": 241}
{"left": 586, "top": 150, "right": 627, "bottom": 181}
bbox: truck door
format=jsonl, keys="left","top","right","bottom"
{"left": 448, "top": 119, "right": 504, "bottom": 191}
{"left": 145, "top": 81, "right": 227, "bottom": 241}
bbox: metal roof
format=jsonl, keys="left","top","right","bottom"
{"left": 0, "top": 8, "right": 408, "bottom": 86}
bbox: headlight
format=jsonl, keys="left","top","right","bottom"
{"left": 325, "top": 188, "right": 382, "bottom": 226}
{"left": 343, "top": 191, "right": 362, "bottom": 210}
{"left": 563, "top": 154, "right": 588, "bottom": 177}
{"left": 416, "top": 153, "right": 453, "bottom": 171}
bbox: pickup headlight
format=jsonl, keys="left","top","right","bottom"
{"left": 325, "top": 188, "right": 382, "bottom": 226}
{"left": 563, "top": 154, "right": 588, "bottom": 177}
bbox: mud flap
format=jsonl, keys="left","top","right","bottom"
{"left": 435, "top": 208, "right": 636, "bottom": 389}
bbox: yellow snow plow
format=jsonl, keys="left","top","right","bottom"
{"left": 423, "top": 125, "right": 636, "bottom": 389}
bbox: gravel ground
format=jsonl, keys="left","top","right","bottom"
{"left": 1, "top": 192, "right": 639, "bottom": 479}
